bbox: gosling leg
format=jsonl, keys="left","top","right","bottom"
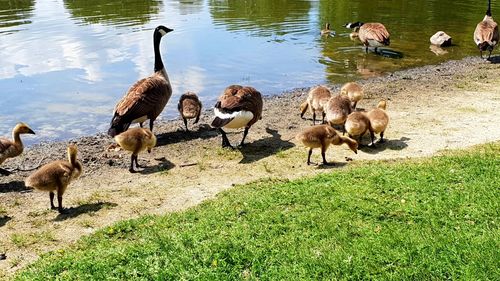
{"left": 321, "top": 144, "right": 333, "bottom": 166}
{"left": 321, "top": 112, "right": 326, "bottom": 124}
{"left": 134, "top": 154, "right": 141, "bottom": 168}
{"left": 129, "top": 154, "right": 137, "bottom": 173}
{"left": 183, "top": 118, "right": 189, "bottom": 132}
{"left": 56, "top": 180, "right": 68, "bottom": 214}
{"left": 378, "top": 131, "right": 386, "bottom": 143}
{"left": 312, "top": 112, "right": 317, "bottom": 125}
{"left": 307, "top": 148, "right": 313, "bottom": 165}
{"left": 369, "top": 130, "right": 376, "bottom": 147}
{"left": 49, "top": 192, "right": 57, "bottom": 210}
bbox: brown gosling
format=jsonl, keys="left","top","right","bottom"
{"left": 345, "top": 111, "right": 375, "bottom": 147}
{"left": 340, "top": 82, "right": 364, "bottom": 110}
{"left": 296, "top": 124, "right": 358, "bottom": 165}
{"left": 108, "top": 26, "right": 174, "bottom": 137}
{"left": 325, "top": 94, "right": 352, "bottom": 133}
{"left": 0, "top": 123, "right": 35, "bottom": 176}
{"left": 366, "top": 100, "right": 389, "bottom": 144}
{"left": 25, "top": 144, "right": 83, "bottom": 213}
{"left": 344, "top": 22, "right": 390, "bottom": 53}
{"left": 177, "top": 91, "right": 202, "bottom": 131}
{"left": 211, "top": 85, "right": 263, "bottom": 148}
{"left": 321, "top": 23, "right": 331, "bottom": 36}
{"left": 300, "top": 85, "right": 332, "bottom": 125}
{"left": 114, "top": 128, "right": 157, "bottom": 173}
{"left": 473, "top": 0, "right": 499, "bottom": 59}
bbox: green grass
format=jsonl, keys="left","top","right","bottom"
{"left": 17, "top": 143, "right": 500, "bottom": 280}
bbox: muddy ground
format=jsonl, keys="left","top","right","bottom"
{"left": 1, "top": 56, "right": 499, "bottom": 278}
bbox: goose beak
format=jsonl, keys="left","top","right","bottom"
{"left": 148, "top": 149, "right": 152, "bottom": 153}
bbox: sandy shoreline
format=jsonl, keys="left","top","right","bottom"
{"left": 1, "top": 56, "right": 500, "bottom": 277}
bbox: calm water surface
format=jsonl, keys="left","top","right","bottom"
{"left": 0, "top": 0, "right": 496, "bottom": 143}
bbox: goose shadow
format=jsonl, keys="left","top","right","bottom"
{"left": 0, "top": 216, "right": 12, "bottom": 227}
{"left": 359, "top": 136, "right": 410, "bottom": 154}
{"left": 316, "top": 162, "right": 349, "bottom": 170}
{"left": 139, "top": 157, "right": 175, "bottom": 175}
{"left": 372, "top": 48, "right": 404, "bottom": 59}
{"left": 156, "top": 124, "right": 218, "bottom": 147}
{"left": 54, "top": 202, "right": 118, "bottom": 221}
{"left": 238, "top": 128, "right": 295, "bottom": 164}
{"left": 487, "top": 55, "right": 500, "bottom": 64}
{"left": 0, "top": 181, "right": 32, "bottom": 193}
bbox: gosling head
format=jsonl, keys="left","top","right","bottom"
{"left": 347, "top": 138, "right": 358, "bottom": 154}
{"left": 377, "top": 100, "right": 387, "bottom": 110}
{"left": 14, "top": 123, "right": 35, "bottom": 135}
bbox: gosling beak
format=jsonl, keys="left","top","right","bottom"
{"left": 355, "top": 150, "right": 358, "bottom": 154}
{"left": 147, "top": 149, "right": 152, "bottom": 153}
{"left": 28, "top": 128, "right": 35, "bottom": 135}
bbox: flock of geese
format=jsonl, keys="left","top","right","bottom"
{"left": 0, "top": 1, "right": 498, "bottom": 213}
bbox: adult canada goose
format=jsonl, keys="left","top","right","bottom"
{"left": 340, "top": 82, "right": 364, "bottom": 110}
{"left": 0, "top": 123, "right": 35, "bottom": 176}
{"left": 474, "top": 0, "right": 499, "bottom": 59}
{"left": 25, "top": 144, "right": 83, "bottom": 213}
{"left": 300, "top": 85, "right": 332, "bottom": 125}
{"left": 211, "top": 85, "right": 263, "bottom": 148}
{"left": 366, "top": 100, "right": 389, "bottom": 144}
{"left": 114, "top": 128, "right": 157, "bottom": 173}
{"left": 108, "top": 25, "right": 174, "bottom": 137}
{"left": 344, "top": 22, "right": 390, "bottom": 53}
{"left": 296, "top": 124, "right": 358, "bottom": 165}
{"left": 178, "top": 92, "right": 202, "bottom": 132}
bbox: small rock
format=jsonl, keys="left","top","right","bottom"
{"left": 0, "top": 253, "right": 6, "bottom": 260}
{"left": 430, "top": 31, "right": 452, "bottom": 47}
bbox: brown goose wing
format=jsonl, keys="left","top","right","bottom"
{"left": 113, "top": 75, "right": 170, "bottom": 122}
{"left": 360, "top": 23, "right": 390, "bottom": 43}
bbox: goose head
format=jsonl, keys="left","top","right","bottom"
{"left": 155, "top": 25, "right": 173, "bottom": 37}
{"left": 344, "top": 22, "right": 363, "bottom": 29}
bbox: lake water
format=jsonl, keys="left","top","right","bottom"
{"left": 0, "top": 0, "right": 497, "bottom": 144}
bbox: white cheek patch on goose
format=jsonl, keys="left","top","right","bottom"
{"left": 159, "top": 29, "right": 167, "bottom": 36}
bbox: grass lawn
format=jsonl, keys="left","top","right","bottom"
{"left": 17, "top": 143, "right": 500, "bottom": 280}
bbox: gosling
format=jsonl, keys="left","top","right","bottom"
{"left": 178, "top": 92, "right": 202, "bottom": 131}
{"left": 25, "top": 144, "right": 83, "bottom": 213}
{"left": 114, "top": 127, "right": 157, "bottom": 173}
{"left": 345, "top": 111, "right": 375, "bottom": 146}
{"left": 340, "top": 82, "right": 364, "bottom": 110}
{"left": 0, "top": 123, "right": 35, "bottom": 176}
{"left": 325, "top": 94, "right": 352, "bottom": 133}
{"left": 301, "top": 85, "right": 332, "bottom": 125}
{"left": 366, "top": 100, "right": 389, "bottom": 144}
{"left": 296, "top": 124, "right": 358, "bottom": 166}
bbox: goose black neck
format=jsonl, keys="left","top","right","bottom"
{"left": 153, "top": 31, "right": 164, "bottom": 72}
{"left": 487, "top": 0, "right": 492, "bottom": 16}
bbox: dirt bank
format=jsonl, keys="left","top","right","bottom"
{"left": 1, "top": 56, "right": 499, "bottom": 277}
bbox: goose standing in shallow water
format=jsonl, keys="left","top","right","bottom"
{"left": 474, "top": 0, "right": 499, "bottom": 59}
{"left": 108, "top": 25, "right": 174, "bottom": 137}
{"left": 0, "top": 123, "right": 35, "bottom": 176}
{"left": 344, "top": 22, "right": 390, "bottom": 53}
{"left": 25, "top": 144, "right": 83, "bottom": 213}
{"left": 211, "top": 85, "right": 263, "bottom": 148}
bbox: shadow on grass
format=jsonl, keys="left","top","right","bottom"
{"left": 54, "top": 202, "right": 118, "bottom": 221}
{"left": 359, "top": 136, "right": 410, "bottom": 154}
{"left": 0, "top": 181, "right": 32, "bottom": 193}
{"left": 156, "top": 124, "right": 218, "bottom": 147}
{"left": 0, "top": 216, "right": 12, "bottom": 227}
{"left": 238, "top": 128, "right": 295, "bottom": 164}
{"left": 139, "top": 157, "right": 176, "bottom": 175}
